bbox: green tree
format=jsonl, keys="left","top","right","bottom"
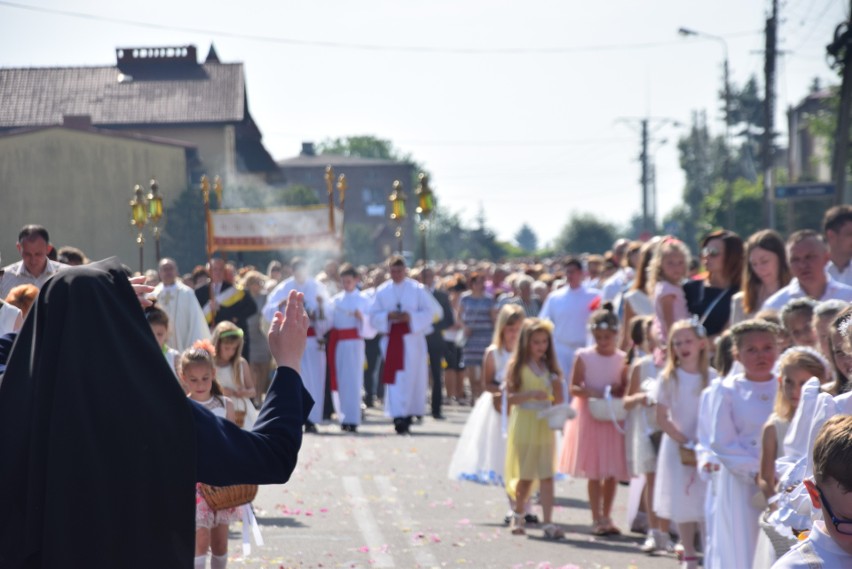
{"left": 161, "top": 185, "right": 207, "bottom": 272}
{"left": 554, "top": 212, "right": 618, "bottom": 255}
{"left": 514, "top": 223, "right": 538, "bottom": 252}
{"left": 318, "top": 134, "right": 428, "bottom": 188}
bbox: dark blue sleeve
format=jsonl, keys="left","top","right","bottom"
{"left": 194, "top": 366, "right": 313, "bottom": 486}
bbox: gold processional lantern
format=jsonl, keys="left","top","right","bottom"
{"left": 130, "top": 184, "right": 147, "bottom": 274}
{"left": 147, "top": 178, "right": 164, "bottom": 263}
{"left": 389, "top": 180, "right": 407, "bottom": 254}
{"left": 414, "top": 173, "right": 435, "bottom": 261}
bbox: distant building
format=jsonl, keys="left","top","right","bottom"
{"left": 0, "top": 117, "right": 197, "bottom": 268}
{"left": 278, "top": 142, "right": 417, "bottom": 262}
{"left": 787, "top": 87, "right": 833, "bottom": 183}
{"left": 0, "top": 44, "right": 279, "bottom": 269}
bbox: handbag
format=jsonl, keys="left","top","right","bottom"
{"left": 537, "top": 403, "right": 576, "bottom": 430}
{"left": 198, "top": 483, "right": 258, "bottom": 511}
{"left": 588, "top": 395, "right": 627, "bottom": 422}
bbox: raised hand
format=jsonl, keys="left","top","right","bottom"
{"left": 129, "top": 275, "right": 155, "bottom": 307}
{"left": 268, "top": 290, "right": 309, "bottom": 372}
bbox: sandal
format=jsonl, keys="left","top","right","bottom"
{"left": 542, "top": 523, "right": 565, "bottom": 540}
{"left": 602, "top": 517, "right": 621, "bottom": 536}
{"left": 510, "top": 513, "right": 526, "bottom": 535}
{"left": 592, "top": 521, "right": 609, "bottom": 536}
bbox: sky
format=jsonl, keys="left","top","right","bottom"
{"left": 0, "top": 0, "right": 847, "bottom": 247}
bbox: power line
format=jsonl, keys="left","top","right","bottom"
{"left": 0, "top": 0, "right": 762, "bottom": 55}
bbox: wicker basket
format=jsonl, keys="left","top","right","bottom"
{"left": 759, "top": 511, "right": 798, "bottom": 558}
{"left": 678, "top": 446, "right": 697, "bottom": 466}
{"left": 198, "top": 483, "right": 258, "bottom": 511}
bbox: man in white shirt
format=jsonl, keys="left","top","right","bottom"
{"left": 0, "top": 225, "right": 68, "bottom": 299}
{"left": 539, "top": 256, "right": 600, "bottom": 387}
{"left": 152, "top": 258, "right": 210, "bottom": 352}
{"left": 764, "top": 230, "right": 852, "bottom": 310}
{"left": 824, "top": 205, "right": 852, "bottom": 287}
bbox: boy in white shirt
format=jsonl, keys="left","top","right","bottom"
{"left": 773, "top": 415, "right": 852, "bottom": 567}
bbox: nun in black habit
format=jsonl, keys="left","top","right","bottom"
{"left": 0, "top": 259, "right": 313, "bottom": 569}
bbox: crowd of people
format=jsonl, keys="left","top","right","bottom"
{"left": 7, "top": 205, "right": 852, "bottom": 567}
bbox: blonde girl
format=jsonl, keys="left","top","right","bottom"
{"left": 212, "top": 322, "right": 257, "bottom": 430}
{"left": 654, "top": 319, "right": 717, "bottom": 568}
{"left": 649, "top": 237, "right": 691, "bottom": 353}
{"left": 180, "top": 342, "right": 240, "bottom": 569}
{"left": 758, "top": 347, "right": 830, "bottom": 504}
{"left": 559, "top": 304, "right": 629, "bottom": 536}
{"left": 504, "top": 318, "right": 565, "bottom": 539}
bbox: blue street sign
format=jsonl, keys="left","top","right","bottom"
{"left": 775, "top": 183, "right": 836, "bottom": 199}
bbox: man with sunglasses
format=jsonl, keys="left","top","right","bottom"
{"left": 773, "top": 414, "right": 852, "bottom": 567}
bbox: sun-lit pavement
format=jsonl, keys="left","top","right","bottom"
{"left": 225, "top": 403, "right": 682, "bottom": 569}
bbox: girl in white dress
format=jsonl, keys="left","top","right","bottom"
{"left": 654, "top": 319, "right": 717, "bottom": 569}
{"left": 448, "top": 305, "right": 524, "bottom": 500}
{"left": 212, "top": 322, "right": 257, "bottom": 430}
{"left": 709, "top": 319, "right": 780, "bottom": 569}
{"left": 623, "top": 316, "right": 666, "bottom": 552}
{"left": 180, "top": 342, "right": 241, "bottom": 569}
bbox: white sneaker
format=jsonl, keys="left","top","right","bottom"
{"left": 639, "top": 532, "right": 657, "bottom": 553}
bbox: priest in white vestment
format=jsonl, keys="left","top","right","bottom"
{"left": 152, "top": 258, "right": 210, "bottom": 351}
{"left": 368, "top": 256, "right": 443, "bottom": 435}
{"left": 263, "top": 257, "right": 330, "bottom": 431}
{"left": 327, "top": 264, "right": 374, "bottom": 432}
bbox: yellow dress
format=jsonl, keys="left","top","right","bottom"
{"left": 504, "top": 364, "right": 556, "bottom": 499}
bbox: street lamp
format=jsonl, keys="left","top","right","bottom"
{"left": 388, "top": 180, "right": 407, "bottom": 254}
{"left": 147, "top": 178, "right": 164, "bottom": 264}
{"left": 414, "top": 172, "right": 434, "bottom": 262}
{"left": 129, "top": 184, "right": 147, "bottom": 274}
{"left": 678, "top": 27, "right": 734, "bottom": 231}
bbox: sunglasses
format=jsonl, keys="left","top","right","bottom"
{"left": 701, "top": 246, "right": 721, "bottom": 258}
{"left": 817, "top": 485, "right": 852, "bottom": 536}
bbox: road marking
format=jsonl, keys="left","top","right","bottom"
{"left": 342, "top": 476, "right": 395, "bottom": 568}
{"left": 374, "top": 475, "right": 440, "bottom": 569}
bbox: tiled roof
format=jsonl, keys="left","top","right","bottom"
{"left": 0, "top": 62, "right": 245, "bottom": 128}
{"left": 278, "top": 154, "right": 407, "bottom": 167}
{"left": 0, "top": 124, "right": 197, "bottom": 148}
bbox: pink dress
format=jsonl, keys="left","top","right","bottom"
{"left": 559, "top": 347, "right": 629, "bottom": 480}
{"left": 653, "top": 280, "right": 689, "bottom": 347}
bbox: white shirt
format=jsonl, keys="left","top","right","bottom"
{"left": 263, "top": 277, "right": 330, "bottom": 328}
{"left": 0, "top": 302, "right": 21, "bottom": 335}
{"left": 601, "top": 268, "right": 632, "bottom": 303}
{"left": 0, "top": 259, "right": 68, "bottom": 298}
{"left": 827, "top": 261, "right": 852, "bottom": 288}
{"left": 772, "top": 521, "right": 852, "bottom": 568}
{"left": 763, "top": 277, "right": 852, "bottom": 311}
{"left": 538, "top": 285, "right": 600, "bottom": 347}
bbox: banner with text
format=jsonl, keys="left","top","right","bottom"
{"left": 209, "top": 205, "right": 344, "bottom": 252}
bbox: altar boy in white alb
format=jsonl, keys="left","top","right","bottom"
{"left": 263, "top": 257, "right": 330, "bottom": 432}
{"left": 369, "top": 256, "right": 443, "bottom": 435}
{"left": 328, "top": 264, "right": 374, "bottom": 433}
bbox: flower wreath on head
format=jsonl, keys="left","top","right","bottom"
{"left": 778, "top": 345, "right": 832, "bottom": 381}
{"left": 589, "top": 320, "right": 617, "bottom": 332}
{"left": 537, "top": 319, "right": 555, "bottom": 334}
{"left": 840, "top": 314, "right": 852, "bottom": 339}
{"left": 192, "top": 339, "right": 216, "bottom": 357}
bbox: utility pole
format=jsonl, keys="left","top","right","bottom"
{"left": 618, "top": 117, "right": 678, "bottom": 237}
{"left": 641, "top": 119, "right": 650, "bottom": 234}
{"left": 762, "top": 0, "right": 778, "bottom": 228}
{"left": 830, "top": 4, "right": 852, "bottom": 204}
{"left": 723, "top": 57, "right": 734, "bottom": 232}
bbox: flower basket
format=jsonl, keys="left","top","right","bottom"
{"left": 198, "top": 483, "right": 258, "bottom": 511}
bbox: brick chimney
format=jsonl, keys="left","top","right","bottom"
{"left": 301, "top": 142, "right": 316, "bottom": 156}
{"left": 62, "top": 115, "right": 93, "bottom": 130}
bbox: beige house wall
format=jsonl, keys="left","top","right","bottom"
{"left": 0, "top": 128, "right": 188, "bottom": 271}
{"left": 126, "top": 124, "right": 236, "bottom": 180}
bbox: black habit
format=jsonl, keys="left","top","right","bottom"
{"left": 0, "top": 260, "right": 312, "bottom": 569}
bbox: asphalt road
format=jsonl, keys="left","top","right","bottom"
{"left": 223, "top": 404, "right": 683, "bottom": 569}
